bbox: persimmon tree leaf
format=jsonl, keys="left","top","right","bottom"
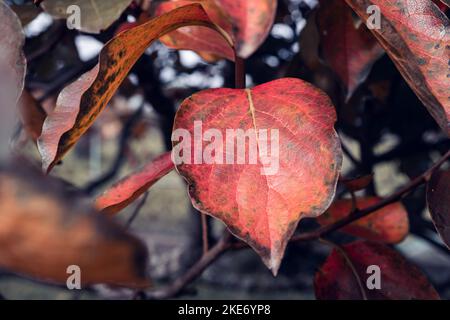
{"left": 315, "top": 241, "right": 440, "bottom": 300}
{"left": 426, "top": 169, "right": 450, "bottom": 249}
{"left": 0, "top": 161, "right": 150, "bottom": 288}
{"left": 344, "top": 0, "right": 450, "bottom": 136}
{"left": 0, "top": 0, "right": 26, "bottom": 159}
{"left": 340, "top": 173, "right": 373, "bottom": 192}
{"left": 173, "top": 78, "right": 343, "bottom": 275}
{"left": 42, "top": 0, "right": 133, "bottom": 34}
{"left": 156, "top": 0, "right": 277, "bottom": 59}
{"left": 37, "top": 3, "right": 233, "bottom": 173}
{"left": 317, "top": 197, "right": 409, "bottom": 244}
{"left": 433, "top": 0, "right": 450, "bottom": 11}
{"left": 96, "top": 152, "right": 175, "bottom": 215}
{"left": 156, "top": 0, "right": 235, "bottom": 61}
{"left": 17, "top": 90, "right": 46, "bottom": 142}
{"left": 318, "top": 0, "right": 384, "bottom": 101}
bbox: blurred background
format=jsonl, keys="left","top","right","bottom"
{"left": 2, "top": 0, "right": 450, "bottom": 299}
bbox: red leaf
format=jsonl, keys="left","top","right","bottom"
{"left": 340, "top": 173, "right": 374, "bottom": 191}
{"left": 173, "top": 78, "right": 343, "bottom": 274}
{"left": 315, "top": 241, "right": 440, "bottom": 300}
{"left": 156, "top": 0, "right": 235, "bottom": 61}
{"left": 318, "top": 0, "right": 384, "bottom": 100}
{"left": 344, "top": 0, "right": 450, "bottom": 136}
{"left": 37, "top": 3, "right": 233, "bottom": 173}
{"left": 96, "top": 152, "right": 175, "bottom": 215}
{"left": 0, "top": 161, "right": 150, "bottom": 288}
{"left": 433, "top": 0, "right": 450, "bottom": 11}
{"left": 317, "top": 197, "right": 409, "bottom": 244}
{"left": 426, "top": 169, "right": 450, "bottom": 249}
{"left": 156, "top": 0, "right": 277, "bottom": 59}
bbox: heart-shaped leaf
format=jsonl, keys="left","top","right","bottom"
{"left": 0, "top": 161, "right": 150, "bottom": 288}
{"left": 96, "top": 152, "right": 175, "bottom": 215}
{"left": 315, "top": 241, "right": 440, "bottom": 300}
{"left": 173, "top": 78, "right": 343, "bottom": 274}
{"left": 344, "top": 0, "right": 450, "bottom": 136}
{"left": 42, "top": 0, "right": 133, "bottom": 34}
{"left": 426, "top": 169, "right": 450, "bottom": 249}
{"left": 156, "top": 0, "right": 277, "bottom": 59}
{"left": 38, "top": 3, "right": 233, "bottom": 173}
{"left": 317, "top": 197, "right": 409, "bottom": 244}
{"left": 318, "top": 0, "right": 384, "bottom": 100}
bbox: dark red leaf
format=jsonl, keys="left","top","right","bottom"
{"left": 426, "top": 169, "right": 450, "bottom": 249}
{"left": 344, "top": 0, "right": 450, "bottom": 136}
{"left": 318, "top": 0, "right": 384, "bottom": 100}
{"left": 315, "top": 241, "right": 440, "bottom": 300}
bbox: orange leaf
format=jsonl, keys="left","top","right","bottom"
{"left": 156, "top": 0, "right": 277, "bottom": 59}
{"left": 345, "top": 0, "right": 450, "bottom": 136}
{"left": 96, "top": 152, "right": 175, "bottom": 215}
{"left": 17, "top": 90, "right": 46, "bottom": 142}
{"left": 173, "top": 78, "right": 343, "bottom": 274}
{"left": 37, "top": 3, "right": 234, "bottom": 173}
{"left": 317, "top": 197, "right": 409, "bottom": 244}
{"left": 0, "top": 161, "right": 150, "bottom": 288}
{"left": 315, "top": 241, "right": 440, "bottom": 300}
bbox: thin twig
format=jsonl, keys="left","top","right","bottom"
{"left": 146, "top": 231, "right": 232, "bottom": 299}
{"left": 201, "top": 214, "right": 209, "bottom": 254}
{"left": 126, "top": 192, "right": 149, "bottom": 229}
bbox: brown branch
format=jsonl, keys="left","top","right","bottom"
{"left": 146, "top": 232, "right": 232, "bottom": 299}
{"left": 201, "top": 214, "right": 209, "bottom": 254}
{"left": 144, "top": 150, "right": 450, "bottom": 299}
{"left": 126, "top": 192, "right": 149, "bottom": 229}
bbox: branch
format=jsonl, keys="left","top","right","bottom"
{"left": 144, "top": 150, "right": 450, "bottom": 299}
{"left": 146, "top": 232, "right": 232, "bottom": 299}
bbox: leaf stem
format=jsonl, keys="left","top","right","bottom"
{"left": 235, "top": 56, "right": 246, "bottom": 89}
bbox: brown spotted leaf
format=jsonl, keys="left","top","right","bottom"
{"left": 0, "top": 161, "right": 150, "bottom": 288}
{"left": 156, "top": 0, "right": 277, "bottom": 59}
{"left": 318, "top": 0, "right": 384, "bottom": 100}
{"left": 38, "top": 3, "right": 233, "bottom": 172}
{"left": 317, "top": 197, "right": 409, "bottom": 244}
{"left": 426, "top": 169, "right": 450, "bottom": 249}
{"left": 42, "top": 0, "right": 133, "bottom": 34}
{"left": 315, "top": 241, "right": 440, "bottom": 300}
{"left": 173, "top": 78, "right": 343, "bottom": 275}
{"left": 96, "top": 152, "right": 174, "bottom": 215}
{"left": 344, "top": 0, "right": 450, "bottom": 136}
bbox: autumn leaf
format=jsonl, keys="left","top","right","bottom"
{"left": 96, "top": 152, "right": 175, "bottom": 215}
{"left": 0, "top": 161, "right": 150, "bottom": 288}
{"left": 318, "top": 0, "right": 384, "bottom": 101}
{"left": 38, "top": 3, "right": 234, "bottom": 173}
{"left": 339, "top": 173, "right": 373, "bottom": 192}
{"left": 317, "top": 197, "right": 409, "bottom": 244}
{"left": 315, "top": 241, "right": 440, "bottom": 299}
{"left": 42, "top": 0, "right": 133, "bottom": 34}
{"left": 426, "top": 169, "right": 450, "bottom": 249}
{"left": 173, "top": 78, "right": 343, "bottom": 275}
{"left": 17, "top": 90, "right": 47, "bottom": 142}
{"left": 0, "top": 0, "right": 26, "bottom": 159}
{"left": 156, "top": 0, "right": 235, "bottom": 61}
{"left": 344, "top": 0, "right": 450, "bottom": 136}
{"left": 156, "top": 0, "right": 277, "bottom": 59}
